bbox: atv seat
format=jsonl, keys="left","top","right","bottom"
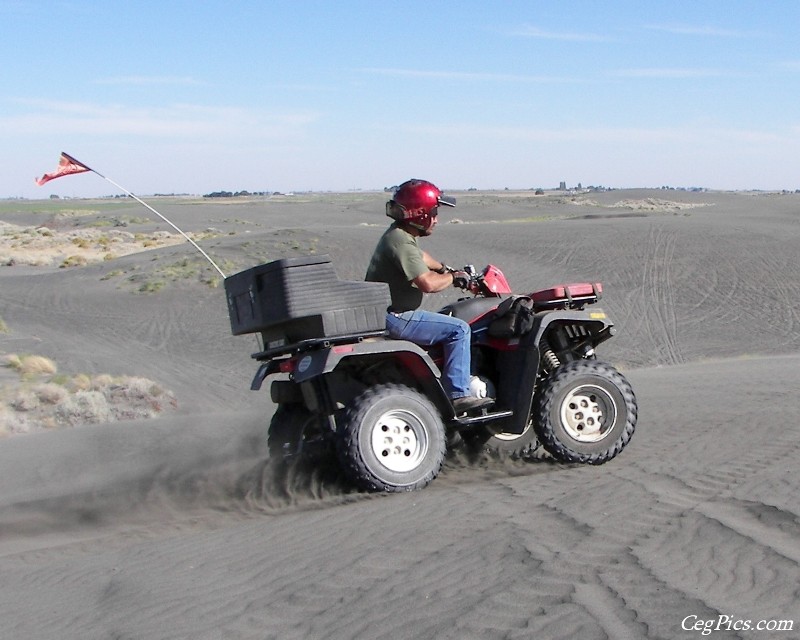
{"left": 438, "top": 296, "right": 501, "bottom": 322}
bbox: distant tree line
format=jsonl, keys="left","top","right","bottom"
{"left": 202, "top": 190, "right": 271, "bottom": 198}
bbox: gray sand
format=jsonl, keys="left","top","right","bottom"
{"left": 1, "top": 190, "right": 798, "bottom": 639}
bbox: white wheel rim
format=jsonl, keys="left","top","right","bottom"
{"left": 369, "top": 410, "right": 429, "bottom": 473}
{"left": 560, "top": 384, "right": 617, "bottom": 443}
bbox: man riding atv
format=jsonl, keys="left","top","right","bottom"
{"left": 365, "top": 179, "right": 494, "bottom": 413}
{"left": 225, "top": 180, "right": 637, "bottom": 493}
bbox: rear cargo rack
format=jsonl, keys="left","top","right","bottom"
{"left": 530, "top": 282, "right": 602, "bottom": 310}
{"left": 251, "top": 330, "right": 388, "bottom": 361}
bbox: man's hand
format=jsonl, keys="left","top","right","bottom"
{"left": 452, "top": 271, "right": 471, "bottom": 290}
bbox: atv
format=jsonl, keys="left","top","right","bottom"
{"left": 225, "top": 255, "right": 637, "bottom": 493}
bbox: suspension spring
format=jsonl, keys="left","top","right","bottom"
{"left": 540, "top": 339, "right": 561, "bottom": 371}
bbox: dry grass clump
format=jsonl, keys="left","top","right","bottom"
{"left": 0, "top": 353, "right": 178, "bottom": 437}
{"left": 0, "top": 316, "right": 7, "bottom": 334}
{"left": 0, "top": 403, "right": 9, "bottom": 437}
{"left": 3, "top": 353, "right": 57, "bottom": 376}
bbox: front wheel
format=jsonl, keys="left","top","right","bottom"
{"left": 336, "top": 383, "right": 447, "bottom": 492}
{"left": 534, "top": 360, "right": 637, "bottom": 464}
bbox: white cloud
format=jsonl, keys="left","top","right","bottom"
{"left": 393, "top": 121, "right": 789, "bottom": 145}
{"left": 1, "top": 99, "right": 320, "bottom": 139}
{"left": 360, "top": 67, "right": 574, "bottom": 84}
{"left": 93, "top": 76, "right": 205, "bottom": 86}
{"left": 509, "top": 24, "right": 613, "bottom": 42}
{"left": 644, "top": 24, "right": 758, "bottom": 38}
{"left": 610, "top": 67, "right": 746, "bottom": 79}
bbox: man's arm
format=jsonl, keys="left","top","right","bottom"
{"left": 410, "top": 249, "right": 453, "bottom": 292}
{"left": 421, "top": 250, "right": 449, "bottom": 274}
{"left": 413, "top": 269, "right": 455, "bottom": 293}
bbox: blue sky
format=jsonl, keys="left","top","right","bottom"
{"left": 2, "top": 1, "right": 799, "bottom": 198}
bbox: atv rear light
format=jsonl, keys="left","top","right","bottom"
{"left": 333, "top": 345, "right": 354, "bottom": 354}
{"left": 279, "top": 359, "right": 296, "bottom": 373}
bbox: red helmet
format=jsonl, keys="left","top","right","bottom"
{"left": 386, "top": 179, "right": 456, "bottom": 234}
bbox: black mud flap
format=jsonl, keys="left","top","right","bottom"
{"left": 491, "top": 336, "right": 540, "bottom": 435}
{"left": 251, "top": 361, "right": 280, "bottom": 390}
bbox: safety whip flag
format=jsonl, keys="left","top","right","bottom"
{"left": 35, "top": 152, "right": 92, "bottom": 186}
{"left": 34, "top": 152, "right": 226, "bottom": 278}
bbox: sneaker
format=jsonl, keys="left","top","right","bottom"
{"left": 452, "top": 396, "right": 495, "bottom": 413}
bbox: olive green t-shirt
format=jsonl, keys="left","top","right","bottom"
{"left": 365, "top": 223, "right": 428, "bottom": 312}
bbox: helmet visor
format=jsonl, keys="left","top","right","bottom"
{"left": 438, "top": 194, "right": 456, "bottom": 207}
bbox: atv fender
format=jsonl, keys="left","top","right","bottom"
{"left": 488, "top": 309, "right": 615, "bottom": 436}
{"left": 530, "top": 307, "right": 616, "bottom": 346}
{"left": 252, "top": 339, "right": 450, "bottom": 414}
{"left": 299, "top": 339, "right": 451, "bottom": 417}
{"left": 288, "top": 339, "right": 441, "bottom": 382}
{"left": 250, "top": 359, "right": 282, "bottom": 391}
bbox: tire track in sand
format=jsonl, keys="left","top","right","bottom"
{"left": 640, "top": 224, "right": 683, "bottom": 365}
{"left": 613, "top": 222, "right": 685, "bottom": 367}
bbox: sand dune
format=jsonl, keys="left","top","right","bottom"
{"left": 0, "top": 190, "right": 798, "bottom": 639}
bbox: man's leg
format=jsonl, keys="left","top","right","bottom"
{"left": 386, "top": 310, "right": 471, "bottom": 398}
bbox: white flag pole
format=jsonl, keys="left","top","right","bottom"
{"left": 91, "top": 170, "right": 227, "bottom": 279}
{"left": 37, "top": 153, "right": 227, "bottom": 278}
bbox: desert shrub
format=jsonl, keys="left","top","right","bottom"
{"left": 4, "top": 354, "right": 57, "bottom": 376}
{"left": 1, "top": 354, "right": 178, "bottom": 434}
{"left": 203, "top": 275, "right": 222, "bottom": 288}
{"left": 2, "top": 353, "right": 22, "bottom": 369}
{"left": 100, "top": 269, "right": 123, "bottom": 280}
{"left": 33, "top": 383, "right": 69, "bottom": 405}
{"left": 55, "top": 390, "right": 112, "bottom": 425}
{"left": 10, "top": 389, "right": 40, "bottom": 411}
{"left": 121, "top": 376, "right": 164, "bottom": 399}
{"left": 67, "top": 373, "right": 92, "bottom": 392}
{"left": 138, "top": 280, "right": 166, "bottom": 293}
{"left": 23, "top": 355, "right": 58, "bottom": 376}
{"left": 0, "top": 403, "right": 8, "bottom": 437}
{"left": 0, "top": 402, "right": 26, "bottom": 436}
{"left": 91, "top": 374, "right": 115, "bottom": 390}
{"left": 60, "top": 255, "right": 88, "bottom": 268}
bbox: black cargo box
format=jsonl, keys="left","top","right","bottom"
{"left": 224, "top": 255, "right": 390, "bottom": 342}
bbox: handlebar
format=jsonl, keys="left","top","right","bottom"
{"left": 454, "top": 264, "right": 512, "bottom": 297}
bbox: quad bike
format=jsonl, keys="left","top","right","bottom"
{"left": 226, "top": 256, "right": 637, "bottom": 493}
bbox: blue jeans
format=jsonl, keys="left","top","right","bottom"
{"left": 385, "top": 310, "right": 471, "bottom": 399}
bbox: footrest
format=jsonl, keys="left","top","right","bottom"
{"left": 453, "top": 409, "right": 514, "bottom": 427}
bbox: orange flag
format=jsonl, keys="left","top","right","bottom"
{"left": 36, "top": 152, "right": 92, "bottom": 186}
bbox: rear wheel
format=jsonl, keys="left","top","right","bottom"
{"left": 268, "top": 405, "right": 328, "bottom": 463}
{"left": 337, "top": 383, "right": 446, "bottom": 492}
{"left": 534, "top": 360, "right": 637, "bottom": 464}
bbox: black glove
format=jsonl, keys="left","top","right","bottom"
{"left": 452, "top": 271, "right": 470, "bottom": 290}
{"left": 435, "top": 263, "right": 453, "bottom": 274}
